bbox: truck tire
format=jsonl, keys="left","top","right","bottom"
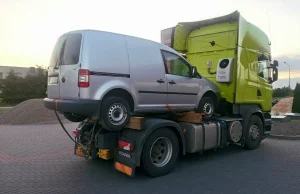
{"left": 197, "top": 96, "right": 215, "bottom": 119}
{"left": 63, "top": 112, "right": 86, "bottom": 122}
{"left": 244, "top": 115, "right": 263, "bottom": 150}
{"left": 141, "top": 128, "right": 179, "bottom": 177}
{"left": 100, "top": 96, "right": 130, "bottom": 131}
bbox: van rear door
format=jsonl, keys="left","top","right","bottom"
{"left": 59, "top": 33, "right": 83, "bottom": 100}
{"left": 47, "top": 35, "right": 67, "bottom": 99}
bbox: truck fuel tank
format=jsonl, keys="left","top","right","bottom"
{"left": 178, "top": 121, "right": 221, "bottom": 154}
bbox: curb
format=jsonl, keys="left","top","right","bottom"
{"left": 268, "top": 134, "right": 300, "bottom": 140}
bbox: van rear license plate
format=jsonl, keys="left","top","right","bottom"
{"left": 49, "top": 77, "right": 58, "bottom": 84}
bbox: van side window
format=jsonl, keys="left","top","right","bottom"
{"left": 161, "top": 51, "right": 191, "bottom": 77}
{"left": 61, "top": 33, "right": 82, "bottom": 65}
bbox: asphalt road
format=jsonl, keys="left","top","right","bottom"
{"left": 1, "top": 123, "right": 300, "bottom": 194}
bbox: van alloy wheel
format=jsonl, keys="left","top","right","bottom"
{"left": 203, "top": 102, "right": 213, "bottom": 116}
{"left": 108, "top": 103, "right": 127, "bottom": 125}
{"left": 197, "top": 96, "right": 215, "bottom": 118}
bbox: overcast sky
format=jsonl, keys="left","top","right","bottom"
{"left": 0, "top": 0, "right": 299, "bottom": 85}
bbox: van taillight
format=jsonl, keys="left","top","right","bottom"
{"left": 78, "top": 69, "right": 89, "bottom": 88}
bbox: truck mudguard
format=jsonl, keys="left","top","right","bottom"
{"left": 119, "top": 118, "right": 186, "bottom": 167}
{"left": 239, "top": 105, "right": 265, "bottom": 147}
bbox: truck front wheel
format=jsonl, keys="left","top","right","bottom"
{"left": 244, "top": 115, "right": 263, "bottom": 150}
{"left": 141, "top": 128, "right": 179, "bottom": 177}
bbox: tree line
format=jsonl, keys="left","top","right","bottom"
{"left": 0, "top": 66, "right": 48, "bottom": 104}
{"left": 272, "top": 86, "right": 294, "bottom": 98}
{"left": 0, "top": 66, "right": 299, "bottom": 113}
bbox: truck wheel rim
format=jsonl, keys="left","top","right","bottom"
{"left": 108, "top": 103, "right": 127, "bottom": 125}
{"left": 150, "top": 137, "right": 172, "bottom": 167}
{"left": 203, "top": 103, "right": 213, "bottom": 116}
{"left": 249, "top": 124, "right": 259, "bottom": 141}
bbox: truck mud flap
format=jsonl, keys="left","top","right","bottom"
{"left": 114, "top": 148, "right": 136, "bottom": 177}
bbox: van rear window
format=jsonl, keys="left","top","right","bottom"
{"left": 49, "top": 35, "right": 67, "bottom": 67}
{"left": 61, "top": 33, "right": 82, "bottom": 65}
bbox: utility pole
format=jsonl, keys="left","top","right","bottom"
{"left": 284, "top": 61, "right": 291, "bottom": 90}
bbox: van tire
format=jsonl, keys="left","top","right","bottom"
{"left": 63, "top": 112, "right": 86, "bottom": 122}
{"left": 141, "top": 128, "right": 179, "bottom": 177}
{"left": 196, "top": 96, "right": 215, "bottom": 119}
{"left": 100, "top": 96, "right": 131, "bottom": 131}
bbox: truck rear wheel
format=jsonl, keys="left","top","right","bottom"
{"left": 100, "top": 96, "right": 131, "bottom": 131}
{"left": 244, "top": 115, "right": 263, "bottom": 150}
{"left": 141, "top": 128, "right": 179, "bottom": 177}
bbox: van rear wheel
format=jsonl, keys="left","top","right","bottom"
{"left": 100, "top": 96, "right": 131, "bottom": 131}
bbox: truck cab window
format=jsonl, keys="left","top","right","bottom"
{"left": 257, "top": 54, "right": 270, "bottom": 81}
{"left": 162, "top": 51, "right": 191, "bottom": 77}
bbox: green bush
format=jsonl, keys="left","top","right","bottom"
{"left": 0, "top": 66, "right": 48, "bottom": 105}
{"left": 273, "top": 86, "right": 294, "bottom": 98}
{"left": 292, "top": 83, "right": 300, "bottom": 113}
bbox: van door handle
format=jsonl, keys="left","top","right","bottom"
{"left": 169, "top": 80, "right": 176, "bottom": 84}
{"left": 157, "top": 79, "right": 165, "bottom": 84}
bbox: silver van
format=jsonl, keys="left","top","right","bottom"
{"left": 44, "top": 30, "right": 220, "bottom": 131}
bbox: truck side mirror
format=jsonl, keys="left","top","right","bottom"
{"left": 273, "top": 60, "right": 279, "bottom": 67}
{"left": 273, "top": 67, "right": 278, "bottom": 82}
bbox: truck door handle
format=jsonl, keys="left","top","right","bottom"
{"left": 157, "top": 79, "right": 165, "bottom": 84}
{"left": 169, "top": 80, "right": 176, "bottom": 85}
{"left": 257, "top": 89, "right": 262, "bottom": 97}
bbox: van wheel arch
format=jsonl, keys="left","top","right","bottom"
{"left": 101, "top": 88, "right": 134, "bottom": 111}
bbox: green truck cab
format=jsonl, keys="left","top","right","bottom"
{"left": 161, "top": 11, "right": 279, "bottom": 116}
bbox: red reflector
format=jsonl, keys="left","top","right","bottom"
{"left": 78, "top": 69, "right": 89, "bottom": 88}
{"left": 118, "top": 140, "right": 134, "bottom": 151}
{"left": 72, "top": 130, "right": 79, "bottom": 137}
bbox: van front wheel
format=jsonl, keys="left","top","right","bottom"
{"left": 100, "top": 96, "right": 131, "bottom": 131}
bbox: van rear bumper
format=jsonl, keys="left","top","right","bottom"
{"left": 43, "top": 98, "right": 101, "bottom": 117}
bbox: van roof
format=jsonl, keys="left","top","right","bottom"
{"left": 60, "top": 29, "right": 175, "bottom": 53}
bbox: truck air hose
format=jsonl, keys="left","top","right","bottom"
{"left": 54, "top": 110, "right": 78, "bottom": 144}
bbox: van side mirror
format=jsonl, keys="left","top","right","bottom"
{"left": 191, "top": 66, "right": 197, "bottom": 77}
